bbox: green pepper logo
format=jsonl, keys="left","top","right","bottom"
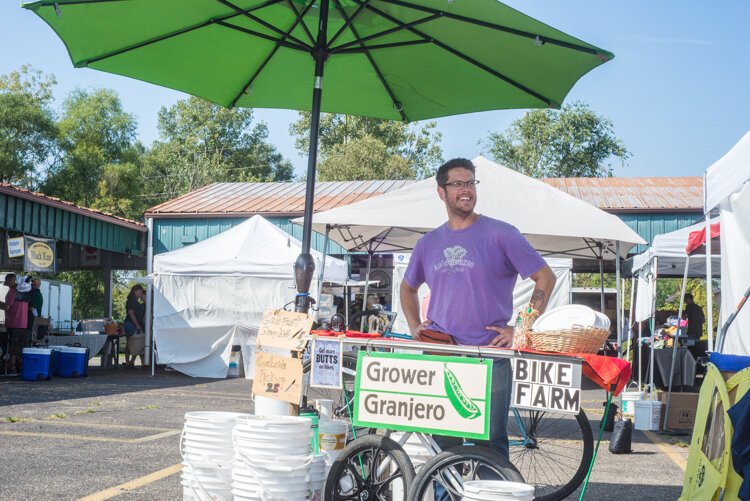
{"left": 444, "top": 364, "right": 481, "bottom": 419}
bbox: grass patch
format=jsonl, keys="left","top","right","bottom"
{"left": 4, "top": 416, "right": 26, "bottom": 423}
{"left": 75, "top": 409, "right": 97, "bottom": 415}
{"left": 48, "top": 413, "right": 67, "bottom": 420}
{"left": 670, "top": 439, "right": 690, "bottom": 448}
{"left": 195, "top": 384, "right": 207, "bottom": 388}
{"left": 138, "top": 405, "right": 160, "bottom": 410}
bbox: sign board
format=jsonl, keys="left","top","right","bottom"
{"left": 7, "top": 237, "right": 24, "bottom": 258}
{"left": 512, "top": 355, "right": 582, "bottom": 414}
{"left": 252, "top": 351, "right": 304, "bottom": 405}
{"left": 256, "top": 309, "right": 312, "bottom": 352}
{"left": 24, "top": 236, "right": 56, "bottom": 273}
{"left": 354, "top": 352, "right": 492, "bottom": 440}
{"left": 81, "top": 246, "right": 101, "bottom": 267}
{"left": 310, "top": 338, "right": 343, "bottom": 389}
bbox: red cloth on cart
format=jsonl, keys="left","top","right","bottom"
{"left": 514, "top": 348, "right": 631, "bottom": 396}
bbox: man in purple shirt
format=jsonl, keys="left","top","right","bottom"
{"left": 400, "top": 158, "right": 556, "bottom": 462}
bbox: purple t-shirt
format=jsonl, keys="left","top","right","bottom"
{"left": 404, "top": 215, "right": 546, "bottom": 346}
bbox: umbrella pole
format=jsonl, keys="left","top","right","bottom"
{"left": 294, "top": 0, "right": 330, "bottom": 314}
{"left": 615, "top": 241, "right": 622, "bottom": 356}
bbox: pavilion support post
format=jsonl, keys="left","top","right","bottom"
{"left": 146, "top": 217, "right": 154, "bottom": 375}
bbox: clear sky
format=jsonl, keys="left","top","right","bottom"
{"left": 2, "top": 1, "right": 750, "bottom": 179}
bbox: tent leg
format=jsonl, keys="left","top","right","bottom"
{"left": 598, "top": 254, "right": 606, "bottom": 314}
{"left": 315, "top": 225, "right": 331, "bottom": 321}
{"left": 649, "top": 257, "right": 659, "bottom": 397}
{"left": 705, "top": 209, "right": 713, "bottom": 351}
{"left": 626, "top": 276, "right": 636, "bottom": 362}
{"left": 663, "top": 256, "right": 690, "bottom": 432}
{"left": 615, "top": 242, "right": 622, "bottom": 357}
{"left": 638, "top": 321, "right": 643, "bottom": 389}
{"left": 361, "top": 251, "right": 373, "bottom": 331}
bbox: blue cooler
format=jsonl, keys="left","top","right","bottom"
{"left": 49, "top": 346, "right": 63, "bottom": 376}
{"left": 57, "top": 346, "right": 89, "bottom": 378}
{"left": 21, "top": 348, "right": 52, "bottom": 381}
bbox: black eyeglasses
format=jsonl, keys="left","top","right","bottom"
{"left": 442, "top": 180, "right": 480, "bottom": 189}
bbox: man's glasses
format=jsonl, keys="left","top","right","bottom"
{"left": 442, "top": 180, "right": 480, "bottom": 189}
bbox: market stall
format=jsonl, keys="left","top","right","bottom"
{"left": 152, "top": 215, "right": 347, "bottom": 378}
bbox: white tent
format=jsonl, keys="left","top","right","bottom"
{"left": 152, "top": 215, "right": 348, "bottom": 378}
{"left": 631, "top": 221, "right": 721, "bottom": 278}
{"left": 296, "top": 156, "right": 645, "bottom": 259}
{"left": 704, "top": 131, "right": 750, "bottom": 356}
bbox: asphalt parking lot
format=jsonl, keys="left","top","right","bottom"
{"left": 0, "top": 366, "right": 689, "bottom": 500}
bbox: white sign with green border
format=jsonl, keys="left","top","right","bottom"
{"left": 353, "top": 352, "right": 492, "bottom": 440}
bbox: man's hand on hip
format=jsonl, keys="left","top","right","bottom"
{"left": 411, "top": 320, "right": 432, "bottom": 341}
{"left": 486, "top": 325, "right": 514, "bottom": 348}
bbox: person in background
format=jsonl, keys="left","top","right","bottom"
{"left": 683, "top": 292, "right": 706, "bottom": 359}
{"left": 27, "top": 277, "right": 43, "bottom": 336}
{"left": 0, "top": 273, "right": 29, "bottom": 374}
{"left": 123, "top": 284, "right": 146, "bottom": 368}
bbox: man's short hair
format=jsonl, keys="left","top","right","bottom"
{"left": 436, "top": 158, "right": 476, "bottom": 186}
{"left": 684, "top": 293, "right": 694, "bottom": 301}
{"left": 3, "top": 273, "right": 15, "bottom": 286}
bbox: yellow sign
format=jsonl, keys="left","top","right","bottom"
{"left": 26, "top": 240, "right": 55, "bottom": 270}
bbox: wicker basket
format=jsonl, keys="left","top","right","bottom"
{"left": 526, "top": 325, "right": 610, "bottom": 354}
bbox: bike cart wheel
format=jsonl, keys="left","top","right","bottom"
{"left": 507, "top": 408, "right": 594, "bottom": 501}
{"left": 325, "top": 434, "right": 416, "bottom": 501}
{"left": 409, "top": 445, "right": 524, "bottom": 501}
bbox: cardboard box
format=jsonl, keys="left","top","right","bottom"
{"left": 659, "top": 392, "right": 699, "bottom": 430}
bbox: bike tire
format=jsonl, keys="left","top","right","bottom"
{"left": 409, "top": 445, "right": 524, "bottom": 501}
{"left": 508, "top": 408, "right": 594, "bottom": 501}
{"left": 325, "top": 434, "right": 416, "bottom": 501}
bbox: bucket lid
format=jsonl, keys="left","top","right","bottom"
{"left": 185, "top": 411, "right": 248, "bottom": 423}
{"left": 463, "top": 481, "right": 535, "bottom": 499}
{"left": 23, "top": 347, "right": 52, "bottom": 354}
{"left": 59, "top": 346, "right": 88, "bottom": 353}
{"left": 236, "top": 415, "right": 312, "bottom": 427}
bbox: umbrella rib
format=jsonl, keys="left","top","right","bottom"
{"left": 360, "top": 2, "right": 557, "bottom": 108}
{"left": 214, "top": 20, "right": 310, "bottom": 52}
{"left": 229, "top": 0, "right": 318, "bottom": 108}
{"left": 215, "top": 0, "right": 312, "bottom": 49}
{"left": 334, "top": 39, "right": 431, "bottom": 54}
{"left": 285, "top": 0, "right": 316, "bottom": 46}
{"left": 75, "top": 0, "right": 286, "bottom": 67}
{"left": 331, "top": 0, "right": 409, "bottom": 122}
{"left": 378, "top": 0, "right": 609, "bottom": 58}
{"left": 330, "top": 13, "right": 441, "bottom": 53}
{"left": 328, "top": 0, "right": 371, "bottom": 47}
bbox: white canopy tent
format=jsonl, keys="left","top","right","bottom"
{"left": 704, "top": 131, "right": 750, "bottom": 356}
{"left": 295, "top": 156, "right": 645, "bottom": 346}
{"left": 152, "top": 215, "right": 347, "bottom": 378}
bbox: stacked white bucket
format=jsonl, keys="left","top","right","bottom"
{"left": 232, "top": 415, "right": 313, "bottom": 500}
{"left": 182, "top": 411, "right": 247, "bottom": 501}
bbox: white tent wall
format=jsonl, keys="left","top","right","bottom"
{"left": 390, "top": 255, "right": 572, "bottom": 335}
{"left": 152, "top": 215, "right": 347, "bottom": 378}
{"left": 719, "top": 182, "right": 750, "bottom": 355}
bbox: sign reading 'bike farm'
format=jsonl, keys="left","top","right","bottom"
{"left": 353, "top": 352, "right": 492, "bottom": 440}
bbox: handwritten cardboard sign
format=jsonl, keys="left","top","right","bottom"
{"left": 252, "top": 352, "right": 304, "bottom": 405}
{"left": 256, "top": 309, "right": 312, "bottom": 352}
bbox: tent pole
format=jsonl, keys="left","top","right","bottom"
{"left": 146, "top": 217, "right": 154, "bottom": 377}
{"left": 705, "top": 211, "right": 714, "bottom": 351}
{"left": 649, "top": 257, "right": 658, "bottom": 397}
{"left": 615, "top": 241, "right": 622, "bottom": 357}
{"left": 361, "top": 250, "right": 374, "bottom": 331}
{"left": 598, "top": 252, "right": 605, "bottom": 314}
{"left": 663, "top": 255, "right": 690, "bottom": 431}
{"left": 294, "top": 0, "right": 330, "bottom": 314}
{"left": 626, "top": 276, "right": 635, "bottom": 362}
{"left": 316, "top": 225, "right": 331, "bottom": 321}
{"left": 638, "top": 319, "right": 643, "bottom": 389}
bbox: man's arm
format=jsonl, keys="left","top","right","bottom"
{"left": 529, "top": 264, "right": 557, "bottom": 314}
{"left": 400, "top": 280, "right": 429, "bottom": 340}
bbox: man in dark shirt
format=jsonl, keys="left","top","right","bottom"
{"left": 683, "top": 293, "right": 705, "bottom": 340}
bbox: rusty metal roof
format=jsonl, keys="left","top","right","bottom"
{"left": 145, "top": 180, "right": 416, "bottom": 218}
{"left": 0, "top": 183, "right": 145, "bottom": 231}
{"left": 542, "top": 176, "right": 703, "bottom": 212}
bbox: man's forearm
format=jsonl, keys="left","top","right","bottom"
{"left": 530, "top": 266, "right": 557, "bottom": 314}
{"left": 399, "top": 281, "right": 422, "bottom": 333}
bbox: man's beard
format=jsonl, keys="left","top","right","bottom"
{"left": 447, "top": 197, "right": 475, "bottom": 219}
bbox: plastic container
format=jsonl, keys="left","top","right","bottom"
{"left": 227, "top": 345, "right": 242, "bottom": 379}
{"left": 461, "top": 480, "right": 535, "bottom": 501}
{"left": 57, "top": 346, "right": 89, "bottom": 378}
{"left": 300, "top": 407, "right": 320, "bottom": 454}
{"left": 253, "top": 395, "right": 291, "bottom": 416}
{"left": 621, "top": 390, "right": 645, "bottom": 416}
{"left": 534, "top": 305, "right": 609, "bottom": 331}
{"left": 634, "top": 399, "right": 662, "bottom": 431}
{"left": 319, "top": 419, "right": 347, "bottom": 463}
{"left": 21, "top": 347, "right": 52, "bottom": 381}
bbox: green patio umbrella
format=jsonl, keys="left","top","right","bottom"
{"left": 24, "top": 0, "right": 613, "bottom": 311}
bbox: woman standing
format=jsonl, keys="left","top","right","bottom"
{"left": 123, "top": 284, "right": 145, "bottom": 368}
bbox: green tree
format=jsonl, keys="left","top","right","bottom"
{"left": 44, "top": 88, "right": 138, "bottom": 207}
{"left": 143, "top": 97, "right": 293, "bottom": 205}
{"left": 54, "top": 270, "right": 105, "bottom": 320}
{"left": 0, "top": 65, "right": 58, "bottom": 187}
{"left": 484, "top": 102, "right": 629, "bottom": 178}
{"left": 290, "top": 113, "right": 442, "bottom": 180}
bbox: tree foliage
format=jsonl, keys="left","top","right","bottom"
{"left": 484, "top": 102, "right": 629, "bottom": 178}
{"left": 0, "top": 65, "right": 58, "bottom": 186}
{"left": 290, "top": 112, "right": 442, "bottom": 180}
{"left": 143, "top": 97, "right": 293, "bottom": 205}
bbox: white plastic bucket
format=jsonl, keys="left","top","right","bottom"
{"left": 319, "top": 419, "right": 347, "bottom": 452}
{"left": 253, "top": 395, "right": 291, "bottom": 416}
{"left": 461, "top": 480, "right": 535, "bottom": 501}
{"left": 634, "top": 400, "right": 662, "bottom": 431}
{"left": 621, "top": 391, "right": 645, "bottom": 416}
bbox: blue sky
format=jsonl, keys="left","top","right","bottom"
{"left": 2, "top": 1, "right": 749, "bottom": 179}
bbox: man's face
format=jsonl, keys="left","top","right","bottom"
{"left": 31, "top": 279, "right": 40, "bottom": 289}
{"left": 438, "top": 167, "right": 477, "bottom": 218}
{"left": 4, "top": 275, "right": 16, "bottom": 287}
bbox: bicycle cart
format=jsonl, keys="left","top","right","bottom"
{"left": 302, "top": 335, "right": 630, "bottom": 501}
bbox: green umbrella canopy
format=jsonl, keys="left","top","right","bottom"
{"left": 23, "top": 0, "right": 613, "bottom": 122}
